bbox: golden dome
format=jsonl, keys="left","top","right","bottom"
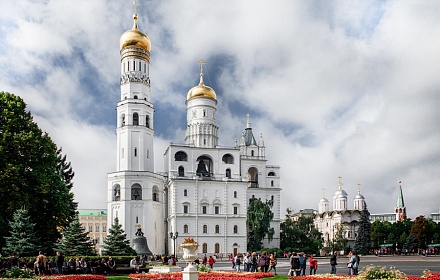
{"left": 120, "top": 14, "right": 151, "bottom": 51}
{"left": 187, "top": 74, "right": 217, "bottom": 100}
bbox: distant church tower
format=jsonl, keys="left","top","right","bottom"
{"left": 107, "top": 4, "right": 165, "bottom": 254}
{"left": 395, "top": 181, "right": 407, "bottom": 221}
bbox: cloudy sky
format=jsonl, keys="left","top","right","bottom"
{"left": 1, "top": 0, "right": 439, "bottom": 219}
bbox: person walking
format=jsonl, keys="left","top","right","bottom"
{"left": 347, "top": 251, "right": 358, "bottom": 275}
{"left": 55, "top": 252, "right": 64, "bottom": 274}
{"left": 330, "top": 251, "right": 337, "bottom": 274}
{"left": 267, "top": 253, "right": 277, "bottom": 275}
{"left": 208, "top": 256, "right": 215, "bottom": 269}
{"left": 234, "top": 254, "right": 241, "bottom": 272}
{"left": 36, "top": 252, "right": 47, "bottom": 276}
{"left": 299, "top": 252, "right": 307, "bottom": 276}
{"left": 309, "top": 254, "right": 318, "bottom": 275}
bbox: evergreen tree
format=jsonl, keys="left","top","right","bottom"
{"left": 2, "top": 208, "right": 39, "bottom": 257}
{"left": 246, "top": 198, "right": 275, "bottom": 252}
{"left": 354, "top": 207, "right": 372, "bottom": 254}
{"left": 55, "top": 214, "right": 96, "bottom": 256}
{"left": 102, "top": 217, "right": 137, "bottom": 256}
{"left": 0, "top": 92, "right": 75, "bottom": 252}
{"left": 56, "top": 147, "right": 78, "bottom": 226}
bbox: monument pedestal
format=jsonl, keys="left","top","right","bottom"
{"left": 182, "top": 264, "right": 198, "bottom": 280}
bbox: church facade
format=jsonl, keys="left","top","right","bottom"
{"left": 107, "top": 11, "right": 281, "bottom": 255}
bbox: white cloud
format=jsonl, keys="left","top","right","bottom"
{"left": 1, "top": 0, "right": 439, "bottom": 219}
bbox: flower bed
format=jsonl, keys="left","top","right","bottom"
{"left": 288, "top": 272, "right": 440, "bottom": 280}
{"left": 129, "top": 271, "right": 273, "bottom": 280}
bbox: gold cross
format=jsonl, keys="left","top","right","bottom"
{"left": 198, "top": 60, "right": 206, "bottom": 75}
{"left": 133, "top": 0, "right": 139, "bottom": 14}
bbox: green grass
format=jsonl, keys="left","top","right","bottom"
{"left": 263, "top": 276, "right": 289, "bottom": 280}
{"left": 106, "top": 276, "right": 130, "bottom": 280}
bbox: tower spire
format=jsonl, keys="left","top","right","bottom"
{"left": 357, "top": 183, "right": 361, "bottom": 194}
{"left": 338, "top": 176, "right": 343, "bottom": 191}
{"left": 198, "top": 60, "right": 206, "bottom": 85}
{"left": 395, "top": 180, "right": 407, "bottom": 221}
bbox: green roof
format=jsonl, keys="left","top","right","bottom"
{"left": 78, "top": 209, "right": 107, "bottom": 217}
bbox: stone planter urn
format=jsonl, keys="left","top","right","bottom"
{"left": 180, "top": 243, "right": 199, "bottom": 263}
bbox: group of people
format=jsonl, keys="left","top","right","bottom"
{"left": 288, "top": 252, "right": 318, "bottom": 276}
{"left": 0, "top": 252, "right": 119, "bottom": 276}
{"left": 329, "top": 250, "right": 360, "bottom": 275}
{"left": 228, "top": 251, "right": 277, "bottom": 274}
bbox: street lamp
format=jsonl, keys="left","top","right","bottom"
{"left": 169, "top": 231, "right": 179, "bottom": 257}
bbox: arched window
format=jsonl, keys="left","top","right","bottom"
{"left": 215, "top": 225, "right": 220, "bottom": 233}
{"left": 131, "top": 184, "right": 142, "bottom": 200}
{"left": 222, "top": 154, "right": 234, "bottom": 164}
{"left": 184, "top": 189, "right": 188, "bottom": 197}
{"left": 251, "top": 150, "right": 254, "bottom": 156}
{"left": 183, "top": 224, "right": 188, "bottom": 234}
{"left": 233, "top": 191, "right": 237, "bottom": 198}
{"left": 146, "top": 115, "right": 150, "bottom": 128}
{"left": 152, "top": 185, "right": 159, "bottom": 202}
{"left": 226, "top": 168, "right": 231, "bottom": 179}
{"left": 175, "top": 151, "right": 188, "bottom": 161}
{"left": 247, "top": 167, "right": 259, "bottom": 188}
{"left": 233, "top": 225, "right": 238, "bottom": 234}
{"left": 178, "top": 166, "right": 184, "bottom": 177}
{"left": 202, "top": 243, "right": 208, "bottom": 254}
{"left": 215, "top": 243, "right": 220, "bottom": 253}
{"left": 133, "top": 112, "right": 139, "bottom": 125}
{"left": 113, "top": 184, "right": 121, "bottom": 201}
{"left": 196, "top": 155, "right": 213, "bottom": 177}
{"left": 271, "top": 195, "right": 274, "bottom": 201}
{"left": 134, "top": 95, "right": 138, "bottom": 99}
{"left": 268, "top": 171, "right": 276, "bottom": 176}
{"left": 121, "top": 114, "right": 125, "bottom": 127}
{"left": 203, "top": 225, "right": 208, "bottom": 233}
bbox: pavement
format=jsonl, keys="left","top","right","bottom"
{"left": 177, "top": 255, "right": 440, "bottom": 277}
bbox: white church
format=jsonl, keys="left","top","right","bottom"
{"left": 107, "top": 11, "right": 281, "bottom": 256}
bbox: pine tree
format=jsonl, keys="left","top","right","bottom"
{"left": 2, "top": 208, "right": 39, "bottom": 257}
{"left": 102, "top": 217, "right": 137, "bottom": 256}
{"left": 55, "top": 214, "right": 96, "bottom": 256}
{"left": 56, "top": 148, "right": 78, "bottom": 226}
{"left": 354, "top": 206, "right": 372, "bottom": 254}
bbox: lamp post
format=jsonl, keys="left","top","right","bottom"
{"left": 170, "top": 231, "right": 179, "bottom": 257}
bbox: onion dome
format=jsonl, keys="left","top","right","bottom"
{"left": 334, "top": 189, "right": 348, "bottom": 198}
{"left": 120, "top": 14, "right": 151, "bottom": 52}
{"left": 354, "top": 193, "right": 365, "bottom": 199}
{"left": 187, "top": 73, "right": 216, "bottom": 101}
{"left": 319, "top": 197, "right": 329, "bottom": 203}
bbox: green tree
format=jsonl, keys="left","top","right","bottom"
{"left": 55, "top": 214, "right": 96, "bottom": 256}
{"left": 330, "top": 224, "right": 347, "bottom": 252}
{"left": 2, "top": 208, "right": 39, "bottom": 256}
{"left": 246, "top": 198, "right": 274, "bottom": 252}
{"left": 410, "top": 216, "right": 428, "bottom": 249}
{"left": 404, "top": 235, "right": 418, "bottom": 251}
{"left": 0, "top": 92, "right": 75, "bottom": 252}
{"left": 354, "top": 207, "right": 372, "bottom": 254}
{"left": 370, "top": 220, "right": 392, "bottom": 249}
{"left": 280, "top": 210, "right": 322, "bottom": 254}
{"left": 56, "top": 148, "right": 78, "bottom": 225}
{"left": 102, "top": 217, "right": 137, "bottom": 256}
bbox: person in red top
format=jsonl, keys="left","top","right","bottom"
{"left": 309, "top": 254, "right": 318, "bottom": 275}
{"left": 208, "top": 256, "right": 215, "bottom": 269}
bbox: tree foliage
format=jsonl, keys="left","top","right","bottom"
{"left": 2, "top": 208, "right": 39, "bottom": 256}
{"left": 246, "top": 198, "right": 275, "bottom": 252}
{"left": 55, "top": 214, "right": 96, "bottom": 256}
{"left": 354, "top": 207, "right": 372, "bottom": 254}
{"left": 56, "top": 148, "right": 78, "bottom": 226}
{"left": 0, "top": 92, "right": 75, "bottom": 252}
{"left": 410, "top": 216, "right": 428, "bottom": 249}
{"left": 280, "top": 210, "right": 322, "bottom": 254}
{"left": 102, "top": 218, "right": 137, "bottom": 256}
{"left": 330, "top": 224, "right": 347, "bottom": 252}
